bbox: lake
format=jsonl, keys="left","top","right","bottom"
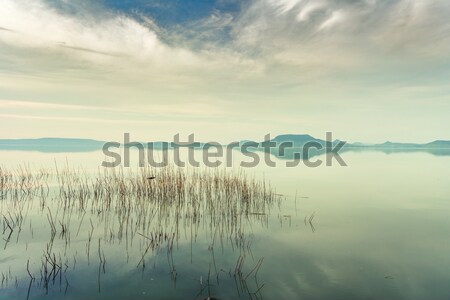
{"left": 0, "top": 148, "right": 449, "bottom": 300}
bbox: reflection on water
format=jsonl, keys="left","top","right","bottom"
{"left": 0, "top": 149, "right": 450, "bottom": 300}
{"left": 0, "top": 165, "right": 279, "bottom": 300}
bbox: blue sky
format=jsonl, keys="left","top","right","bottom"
{"left": 101, "top": 0, "right": 243, "bottom": 25}
{"left": 0, "top": 0, "right": 449, "bottom": 143}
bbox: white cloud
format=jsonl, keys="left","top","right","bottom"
{"left": 268, "top": 0, "right": 303, "bottom": 15}
{"left": 296, "top": 2, "right": 326, "bottom": 22}
{"left": 0, "top": 0, "right": 199, "bottom": 67}
{"left": 1, "top": 0, "right": 448, "bottom": 84}
{"left": 318, "top": 10, "right": 345, "bottom": 31}
{"left": 231, "top": 0, "right": 450, "bottom": 68}
{"left": 0, "top": 0, "right": 450, "bottom": 143}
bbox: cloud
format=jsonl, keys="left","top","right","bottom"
{"left": 269, "top": 0, "right": 303, "bottom": 15}
{"left": 1, "top": 0, "right": 449, "bottom": 84}
{"left": 0, "top": 0, "right": 199, "bottom": 67}
{"left": 0, "top": 0, "right": 266, "bottom": 87}
{"left": 0, "top": 0, "right": 450, "bottom": 142}
{"left": 231, "top": 0, "right": 450, "bottom": 68}
{"left": 0, "top": 98, "right": 228, "bottom": 120}
{"left": 296, "top": 2, "right": 326, "bottom": 22}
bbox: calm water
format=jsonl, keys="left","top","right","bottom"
{"left": 1, "top": 149, "right": 450, "bottom": 300}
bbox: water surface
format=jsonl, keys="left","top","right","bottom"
{"left": 0, "top": 149, "right": 449, "bottom": 300}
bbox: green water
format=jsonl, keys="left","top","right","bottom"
{"left": 0, "top": 149, "right": 449, "bottom": 300}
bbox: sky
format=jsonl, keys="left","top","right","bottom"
{"left": 0, "top": 0, "right": 449, "bottom": 143}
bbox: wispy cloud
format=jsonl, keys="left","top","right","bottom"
{"left": 0, "top": 0, "right": 264, "bottom": 85}
{"left": 0, "top": 0, "right": 449, "bottom": 142}
{"left": 0, "top": 99, "right": 228, "bottom": 119}
{"left": 231, "top": 0, "right": 450, "bottom": 66}
{"left": 1, "top": 0, "right": 449, "bottom": 81}
{"left": 0, "top": 0, "right": 198, "bottom": 66}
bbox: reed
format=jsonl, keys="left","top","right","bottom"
{"left": 0, "top": 163, "right": 279, "bottom": 299}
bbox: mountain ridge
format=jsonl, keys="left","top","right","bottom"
{"left": 1, "top": 135, "right": 449, "bottom": 154}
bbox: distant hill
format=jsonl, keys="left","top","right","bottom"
{"left": 270, "top": 134, "right": 323, "bottom": 146}
{"left": 340, "top": 140, "right": 450, "bottom": 149}
{"left": 239, "top": 134, "right": 450, "bottom": 159}
{"left": 0, "top": 135, "right": 449, "bottom": 156}
{"left": 424, "top": 140, "right": 450, "bottom": 148}
{"left": 0, "top": 138, "right": 105, "bottom": 153}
